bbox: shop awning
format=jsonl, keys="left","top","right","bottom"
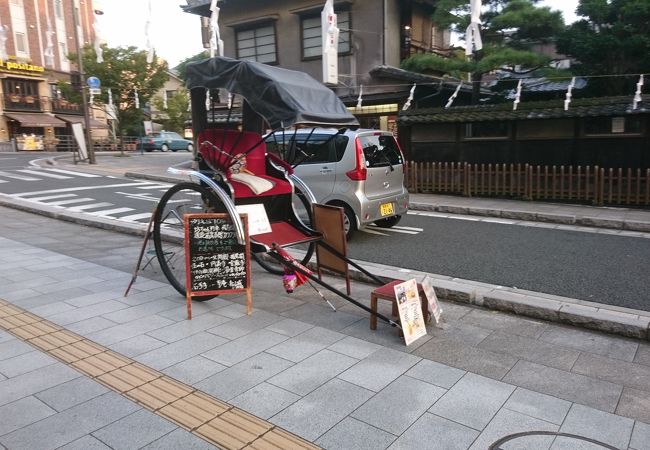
{"left": 4, "top": 112, "right": 66, "bottom": 128}
{"left": 56, "top": 114, "right": 108, "bottom": 129}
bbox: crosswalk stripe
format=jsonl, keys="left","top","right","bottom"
{"left": 88, "top": 207, "right": 134, "bottom": 217}
{"left": 42, "top": 168, "right": 102, "bottom": 177}
{"left": 0, "top": 170, "right": 40, "bottom": 181}
{"left": 17, "top": 169, "right": 71, "bottom": 179}
{"left": 67, "top": 202, "right": 114, "bottom": 212}
{"left": 28, "top": 194, "right": 77, "bottom": 202}
{"left": 134, "top": 184, "right": 173, "bottom": 190}
{"left": 119, "top": 212, "right": 155, "bottom": 222}
{"left": 0, "top": 179, "right": 7, "bottom": 184}
{"left": 11, "top": 182, "right": 159, "bottom": 197}
{"left": 45, "top": 197, "right": 96, "bottom": 206}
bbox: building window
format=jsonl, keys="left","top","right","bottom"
{"left": 236, "top": 24, "right": 277, "bottom": 64}
{"left": 54, "top": 0, "right": 63, "bottom": 20}
{"left": 14, "top": 32, "right": 27, "bottom": 53}
{"left": 464, "top": 121, "right": 509, "bottom": 139}
{"left": 166, "top": 90, "right": 176, "bottom": 99}
{"left": 301, "top": 9, "right": 350, "bottom": 59}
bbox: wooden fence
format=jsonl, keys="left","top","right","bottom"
{"left": 406, "top": 162, "right": 650, "bottom": 206}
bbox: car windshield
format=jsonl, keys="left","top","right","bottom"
{"left": 358, "top": 135, "right": 403, "bottom": 168}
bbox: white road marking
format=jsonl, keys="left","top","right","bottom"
{"left": 10, "top": 182, "right": 158, "bottom": 197}
{"left": 119, "top": 212, "right": 155, "bottom": 222}
{"left": 0, "top": 170, "right": 40, "bottom": 181}
{"left": 88, "top": 207, "right": 134, "bottom": 217}
{"left": 68, "top": 202, "right": 114, "bottom": 212}
{"left": 0, "top": 179, "right": 7, "bottom": 184}
{"left": 367, "top": 225, "right": 420, "bottom": 235}
{"left": 28, "top": 194, "right": 77, "bottom": 201}
{"left": 42, "top": 168, "right": 102, "bottom": 178}
{"left": 134, "top": 184, "right": 173, "bottom": 190}
{"left": 44, "top": 197, "right": 96, "bottom": 206}
{"left": 359, "top": 228, "right": 389, "bottom": 236}
{"left": 17, "top": 169, "right": 71, "bottom": 179}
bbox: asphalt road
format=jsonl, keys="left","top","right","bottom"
{"left": 1, "top": 151, "right": 649, "bottom": 311}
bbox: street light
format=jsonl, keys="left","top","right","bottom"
{"left": 72, "top": 0, "right": 96, "bottom": 164}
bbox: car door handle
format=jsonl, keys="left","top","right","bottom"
{"left": 319, "top": 168, "right": 333, "bottom": 174}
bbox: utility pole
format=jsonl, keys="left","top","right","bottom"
{"left": 72, "top": 0, "right": 96, "bottom": 164}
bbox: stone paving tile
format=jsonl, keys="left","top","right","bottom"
{"left": 201, "top": 329, "right": 287, "bottom": 367}
{"left": 56, "top": 435, "right": 112, "bottom": 450}
{"left": 265, "top": 318, "right": 315, "bottom": 337}
{"left": 0, "top": 362, "right": 81, "bottom": 407}
{"left": 616, "top": 387, "right": 650, "bottom": 424}
{"left": 110, "top": 334, "right": 168, "bottom": 358}
{"left": 87, "top": 315, "right": 174, "bottom": 346}
{"left": 17, "top": 287, "right": 95, "bottom": 309}
{"left": 146, "top": 312, "right": 231, "bottom": 343}
{"left": 559, "top": 403, "right": 635, "bottom": 450}
{"left": 503, "top": 387, "right": 572, "bottom": 425}
{"left": 139, "top": 428, "right": 218, "bottom": 449}
{"left": 338, "top": 347, "right": 421, "bottom": 392}
{"left": 265, "top": 326, "right": 345, "bottom": 363}
{"left": 539, "top": 324, "right": 639, "bottom": 362}
{"left": 468, "top": 408, "right": 558, "bottom": 450}
{"left": 0, "top": 337, "right": 36, "bottom": 361}
{"left": 327, "top": 335, "right": 382, "bottom": 360}
{"left": 196, "top": 352, "right": 294, "bottom": 401}
{"left": 429, "top": 373, "right": 515, "bottom": 431}
{"left": 635, "top": 344, "right": 650, "bottom": 367}
{"left": 353, "top": 375, "right": 446, "bottom": 435}
{"left": 413, "top": 336, "right": 518, "bottom": 380}
{"left": 0, "top": 391, "right": 140, "bottom": 450}
{"left": 30, "top": 302, "right": 77, "bottom": 318}
{"left": 427, "top": 321, "right": 493, "bottom": 346}
{"left": 387, "top": 413, "right": 479, "bottom": 450}
{"left": 281, "top": 302, "right": 364, "bottom": 332}
{"left": 46, "top": 300, "right": 129, "bottom": 326}
{"left": 64, "top": 291, "right": 125, "bottom": 308}
{"left": 477, "top": 331, "right": 580, "bottom": 371}
{"left": 0, "top": 350, "right": 57, "bottom": 378}
{"left": 268, "top": 349, "right": 357, "bottom": 396}
{"left": 229, "top": 382, "right": 301, "bottom": 420}
{"left": 31, "top": 277, "right": 106, "bottom": 295}
{"left": 35, "top": 376, "right": 110, "bottom": 412}
{"left": 405, "top": 359, "right": 466, "bottom": 389}
{"left": 206, "top": 310, "right": 284, "bottom": 340}
{"left": 503, "top": 360, "right": 623, "bottom": 413}
{"left": 271, "top": 378, "right": 374, "bottom": 442}
{"left": 459, "top": 308, "right": 549, "bottom": 339}
{"left": 315, "top": 417, "right": 396, "bottom": 450}
{"left": 65, "top": 316, "right": 118, "bottom": 335}
{"left": 630, "top": 421, "right": 650, "bottom": 450}
{"left": 340, "top": 319, "right": 432, "bottom": 352}
{"left": 91, "top": 409, "right": 177, "bottom": 449}
{"left": 118, "top": 287, "right": 179, "bottom": 307}
{"left": 101, "top": 299, "right": 180, "bottom": 324}
{"left": 571, "top": 353, "right": 650, "bottom": 393}
{"left": 0, "top": 396, "right": 56, "bottom": 436}
{"left": 135, "top": 331, "right": 229, "bottom": 370}
{"left": 162, "top": 355, "right": 227, "bottom": 385}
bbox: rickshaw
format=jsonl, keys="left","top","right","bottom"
{"left": 152, "top": 56, "right": 399, "bottom": 328}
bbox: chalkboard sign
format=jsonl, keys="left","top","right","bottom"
{"left": 183, "top": 213, "right": 252, "bottom": 319}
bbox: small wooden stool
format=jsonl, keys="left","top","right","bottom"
{"left": 370, "top": 280, "right": 429, "bottom": 330}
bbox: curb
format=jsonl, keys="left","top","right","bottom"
{"left": 2, "top": 192, "right": 647, "bottom": 341}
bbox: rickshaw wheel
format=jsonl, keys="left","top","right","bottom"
{"left": 153, "top": 182, "right": 224, "bottom": 301}
{"left": 252, "top": 188, "right": 316, "bottom": 275}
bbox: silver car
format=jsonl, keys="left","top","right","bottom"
{"left": 266, "top": 128, "right": 409, "bottom": 237}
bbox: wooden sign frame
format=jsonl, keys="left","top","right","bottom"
{"left": 313, "top": 203, "right": 350, "bottom": 294}
{"left": 183, "top": 213, "right": 252, "bottom": 319}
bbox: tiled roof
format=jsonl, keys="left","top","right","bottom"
{"left": 398, "top": 95, "right": 650, "bottom": 124}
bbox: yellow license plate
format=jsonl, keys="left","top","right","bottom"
{"left": 380, "top": 202, "right": 394, "bottom": 216}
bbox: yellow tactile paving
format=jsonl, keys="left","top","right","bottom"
{"left": 0, "top": 299, "right": 321, "bottom": 450}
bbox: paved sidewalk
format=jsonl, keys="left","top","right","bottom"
{"left": 1, "top": 207, "right": 649, "bottom": 449}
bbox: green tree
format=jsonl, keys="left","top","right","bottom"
{"left": 75, "top": 45, "right": 169, "bottom": 136}
{"left": 556, "top": 0, "right": 650, "bottom": 95}
{"left": 152, "top": 88, "right": 190, "bottom": 133}
{"left": 174, "top": 51, "right": 210, "bottom": 82}
{"left": 402, "top": 0, "right": 565, "bottom": 102}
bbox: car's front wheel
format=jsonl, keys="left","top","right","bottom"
{"left": 374, "top": 215, "right": 401, "bottom": 228}
{"left": 161, "top": 144, "right": 169, "bottom": 152}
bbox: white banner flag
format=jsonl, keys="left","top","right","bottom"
{"left": 321, "top": 0, "right": 339, "bottom": 85}
{"left": 465, "top": 0, "right": 483, "bottom": 56}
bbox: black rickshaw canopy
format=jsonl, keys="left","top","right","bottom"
{"left": 185, "top": 56, "right": 359, "bottom": 130}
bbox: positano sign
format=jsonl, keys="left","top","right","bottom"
{"left": 0, "top": 58, "right": 45, "bottom": 76}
